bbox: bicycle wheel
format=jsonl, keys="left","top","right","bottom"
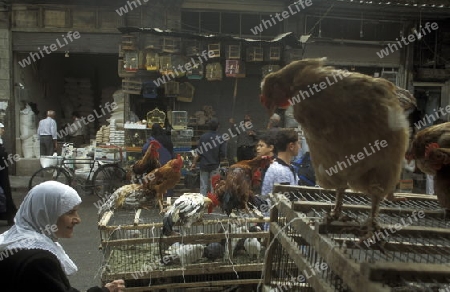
{"left": 28, "top": 166, "right": 72, "bottom": 190}
{"left": 92, "top": 164, "right": 126, "bottom": 198}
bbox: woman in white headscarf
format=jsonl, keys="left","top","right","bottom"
{"left": 0, "top": 181, "right": 125, "bottom": 292}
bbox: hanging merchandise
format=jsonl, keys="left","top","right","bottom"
{"left": 207, "top": 43, "right": 221, "bottom": 58}
{"left": 145, "top": 50, "right": 160, "bottom": 71}
{"left": 225, "top": 60, "right": 245, "bottom": 78}
{"left": 206, "top": 63, "right": 223, "bottom": 81}
{"left": 177, "top": 82, "right": 195, "bottom": 102}
{"left": 161, "top": 37, "right": 181, "bottom": 54}
{"left": 246, "top": 47, "right": 264, "bottom": 62}
{"left": 185, "top": 40, "right": 202, "bottom": 56}
{"left": 118, "top": 34, "right": 138, "bottom": 77}
{"left": 164, "top": 81, "right": 180, "bottom": 97}
{"left": 159, "top": 55, "right": 173, "bottom": 75}
{"left": 142, "top": 82, "right": 158, "bottom": 98}
{"left": 171, "top": 55, "right": 188, "bottom": 77}
{"left": 122, "top": 77, "right": 142, "bottom": 95}
{"left": 186, "top": 63, "right": 204, "bottom": 80}
{"left": 147, "top": 108, "right": 166, "bottom": 128}
{"left": 226, "top": 44, "right": 241, "bottom": 59}
{"left": 268, "top": 46, "right": 281, "bottom": 61}
{"left": 124, "top": 51, "right": 139, "bottom": 72}
{"left": 262, "top": 65, "right": 281, "bottom": 77}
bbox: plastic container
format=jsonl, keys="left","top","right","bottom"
{"left": 40, "top": 156, "right": 63, "bottom": 168}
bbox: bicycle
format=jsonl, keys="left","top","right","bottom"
{"left": 29, "top": 155, "right": 127, "bottom": 198}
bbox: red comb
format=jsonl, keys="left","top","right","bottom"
{"left": 425, "top": 143, "right": 440, "bottom": 158}
{"left": 207, "top": 192, "right": 219, "bottom": 207}
{"left": 150, "top": 140, "right": 161, "bottom": 149}
{"left": 211, "top": 174, "right": 221, "bottom": 189}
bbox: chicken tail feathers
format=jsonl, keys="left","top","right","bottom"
{"left": 221, "top": 191, "right": 233, "bottom": 215}
{"left": 162, "top": 214, "right": 174, "bottom": 236}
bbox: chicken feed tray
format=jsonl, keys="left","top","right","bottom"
{"left": 262, "top": 184, "right": 450, "bottom": 292}
{"left": 98, "top": 204, "right": 269, "bottom": 291}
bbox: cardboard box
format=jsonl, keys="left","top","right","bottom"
{"left": 398, "top": 179, "right": 413, "bottom": 193}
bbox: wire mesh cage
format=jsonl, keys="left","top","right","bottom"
{"left": 206, "top": 63, "right": 223, "bottom": 81}
{"left": 164, "top": 81, "right": 180, "bottom": 97}
{"left": 246, "top": 47, "right": 264, "bottom": 62}
{"left": 263, "top": 184, "right": 450, "bottom": 292}
{"left": 99, "top": 206, "right": 269, "bottom": 291}
{"left": 177, "top": 82, "right": 195, "bottom": 102}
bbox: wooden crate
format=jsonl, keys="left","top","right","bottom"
{"left": 122, "top": 78, "right": 142, "bottom": 95}
{"left": 263, "top": 184, "right": 450, "bottom": 292}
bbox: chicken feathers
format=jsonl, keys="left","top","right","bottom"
{"left": 162, "top": 193, "right": 212, "bottom": 236}
{"left": 407, "top": 122, "right": 450, "bottom": 208}
{"left": 260, "top": 58, "right": 409, "bottom": 240}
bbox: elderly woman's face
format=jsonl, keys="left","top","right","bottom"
{"left": 55, "top": 205, "right": 81, "bottom": 238}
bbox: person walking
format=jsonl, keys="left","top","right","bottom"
{"left": 0, "top": 123, "right": 17, "bottom": 226}
{"left": 0, "top": 181, "right": 125, "bottom": 291}
{"left": 191, "top": 118, "right": 226, "bottom": 196}
{"left": 68, "top": 111, "right": 86, "bottom": 148}
{"left": 236, "top": 114, "right": 257, "bottom": 161}
{"left": 37, "top": 110, "right": 58, "bottom": 156}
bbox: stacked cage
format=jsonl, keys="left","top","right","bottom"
{"left": 263, "top": 184, "right": 450, "bottom": 292}
{"left": 99, "top": 205, "right": 269, "bottom": 291}
{"left": 171, "top": 128, "right": 193, "bottom": 152}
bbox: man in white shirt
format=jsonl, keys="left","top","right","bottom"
{"left": 37, "top": 110, "right": 57, "bottom": 156}
{"left": 261, "top": 128, "right": 300, "bottom": 197}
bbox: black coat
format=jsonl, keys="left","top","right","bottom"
{"left": 0, "top": 249, "right": 108, "bottom": 292}
{"left": 0, "top": 143, "right": 16, "bottom": 222}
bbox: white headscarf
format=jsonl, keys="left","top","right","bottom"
{"left": 0, "top": 181, "right": 82, "bottom": 275}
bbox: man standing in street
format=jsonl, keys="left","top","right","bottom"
{"left": 236, "top": 114, "right": 257, "bottom": 161}
{"left": 37, "top": 110, "right": 57, "bottom": 156}
{"left": 191, "top": 118, "right": 226, "bottom": 196}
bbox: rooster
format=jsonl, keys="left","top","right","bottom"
{"left": 406, "top": 122, "right": 450, "bottom": 208}
{"left": 209, "top": 156, "right": 273, "bottom": 215}
{"left": 260, "top": 58, "right": 409, "bottom": 240}
{"left": 98, "top": 154, "right": 183, "bottom": 215}
{"left": 126, "top": 140, "right": 161, "bottom": 183}
{"left": 162, "top": 193, "right": 213, "bottom": 236}
{"left": 143, "top": 154, "right": 183, "bottom": 213}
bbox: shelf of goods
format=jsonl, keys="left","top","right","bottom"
{"left": 263, "top": 184, "right": 450, "bottom": 292}
{"left": 98, "top": 204, "right": 269, "bottom": 291}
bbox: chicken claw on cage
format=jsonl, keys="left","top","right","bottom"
{"left": 325, "top": 189, "right": 346, "bottom": 222}
{"left": 386, "top": 192, "right": 407, "bottom": 202}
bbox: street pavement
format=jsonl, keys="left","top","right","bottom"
{"left": 0, "top": 176, "right": 107, "bottom": 291}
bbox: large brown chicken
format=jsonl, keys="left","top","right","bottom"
{"left": 143, "top": 154, "right": 184, "bottom": 213}
{"left": 209, "top": 155, "right": 273, "bottom": 215}
{"left": 126, "top": 140, "right": 161, "bottom": 183}
{"left": 260, "top": 58, "right": 409, "bottom": 239}
{"left": 406, "top": 122, "right": 450, "bottom": 208}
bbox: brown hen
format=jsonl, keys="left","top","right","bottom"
{"left": 406, "top": 122, "right": 450, "bottom": 208}
{"left": 260, "top": 58, "right": 409, "bottom": 240}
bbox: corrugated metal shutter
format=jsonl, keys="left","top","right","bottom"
{"left": 12, "top": 32, "right": 121, "bottom": 54}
